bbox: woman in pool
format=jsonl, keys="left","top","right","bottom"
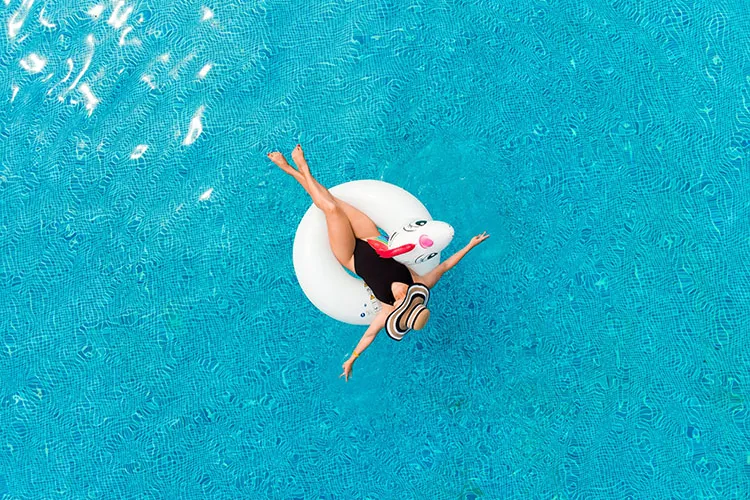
{"left": 268, "top": 145, "right": 490, "bottom": 381}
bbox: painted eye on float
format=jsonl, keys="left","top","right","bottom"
{"left": 404, "top": 220, "right": 428, "bottom": 232}
{"left": 415, "top": 252, "right": 438, "bottom": 263}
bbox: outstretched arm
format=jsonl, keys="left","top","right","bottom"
{"left": 421, "top": 232, "right": 490, "bottom": 288}
{"left": 340, "top": 308, "right": 389, "bottom": 382}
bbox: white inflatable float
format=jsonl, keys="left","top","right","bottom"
{"left": 293, "top": 180, "right": 454, "bottom": 325}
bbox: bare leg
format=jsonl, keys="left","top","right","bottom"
{"left": 290, "top": 146, "right": 380, "bottom": 239}
{"left": 267, "top": 152, "right": 318, "bottom": 202}
{"left": 269, "top": 148, "right": 380, "bottom": 240}
{"left": 290, "top": 145, "right": 338, "bottom": 212}
{"left": 335, "top": 198, "right": 380, "bottom": 240}
{"left": 268, "top": 148, "right": 356, "bottom": 270}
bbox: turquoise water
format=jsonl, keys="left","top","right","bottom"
{"left": 1, "top": 0, "right": 749, "bottom": 498}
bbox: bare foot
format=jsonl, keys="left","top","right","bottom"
{"left": 267, "top": 152, "right": 297, "bottom": 176}
{"left": 291, "top": 144, "right": 311, "bottom": 176}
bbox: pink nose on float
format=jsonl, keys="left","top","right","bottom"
{"left": 419, "top": 235, "right": 434, "bottom": 248}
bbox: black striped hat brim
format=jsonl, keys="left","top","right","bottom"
{"left": 385, "top": 283, "right": 430, "bottom": 341}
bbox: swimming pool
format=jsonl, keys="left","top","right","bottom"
{"left": 1, "top": 0, "right": 749, "bottom": 497}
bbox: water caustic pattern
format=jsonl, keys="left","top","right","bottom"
{"left": 1, "top": 0, "right": 749, "bottom": 497}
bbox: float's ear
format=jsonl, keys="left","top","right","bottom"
{"left": 368, "top": 240, "right": 415, "bottom": 258}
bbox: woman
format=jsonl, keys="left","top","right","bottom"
{"left": 268, "top": 145, "right": 490, "bottom": 381}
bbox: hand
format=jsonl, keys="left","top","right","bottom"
{"left": 469, "top": 231, "right": 490, "bottom": 247}
{"left": 339, "top": 360, "right": 354, "bottom": 382}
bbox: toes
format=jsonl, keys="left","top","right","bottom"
{"left": 268, "top": 152, "right": 286, "bottom": 165}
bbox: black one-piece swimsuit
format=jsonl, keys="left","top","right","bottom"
{"left": 352, "top": 239, "right": 414, "bottom": 305}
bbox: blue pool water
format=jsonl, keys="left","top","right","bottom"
{"left": 2, "top": 0, "right": 750, "bottom": 498}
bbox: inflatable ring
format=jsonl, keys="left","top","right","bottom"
{"left": 293, "top": 180, "right": 453, "bottom": 325}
